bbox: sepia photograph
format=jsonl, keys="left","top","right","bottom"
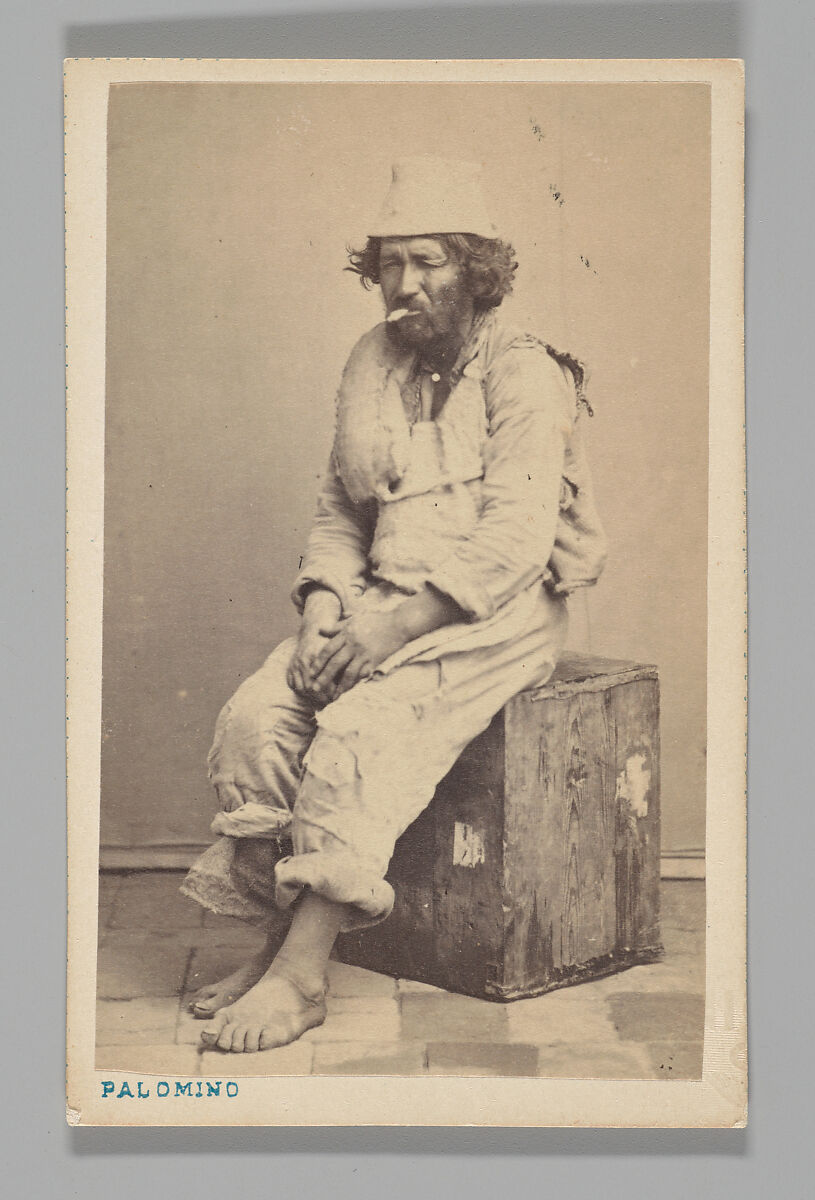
{"left": 65, "top": 58, "right": 745, "bottom": 1127}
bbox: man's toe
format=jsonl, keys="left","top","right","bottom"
{"left": 201, "top": 1011, "right": 228, "bottom": 1045}
{"left": 188, "top": 988, "right": 214, "bottom": 1012}
{"left": 244, "top": 1027, "right": 261, "bottom": 1053}
{"left": 216, "top": 1023, "right": 236, "bottom": 1051}
{"left": 192, "top": 998, "right": 218, "bottom": 1018}
{"left": 229, "top": 1026, "right": 249, "bottom": 1053}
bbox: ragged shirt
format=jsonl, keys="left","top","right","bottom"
{"left": 291, "top": 309, "right": 607, "bottom": 669}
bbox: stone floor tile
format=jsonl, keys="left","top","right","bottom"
{"left": 400, "top": 994, "right": 509, "bottom": 1043}
{"left": 504, "top": 992, "right": 619, "bottom": 1044}
{"left": 96, "top": 998, "right": 181, "bottom": 1046}
{"left": 93, "top": 872, "right": 708, "bottom": 1086}
{"left": 313, "top": 1041, "right": 427, "bottom": 1076}
{"left": 185, "top": 923, "right": 270, "bottom": 951}
{"left": 326, "top": 995, "right": 403, "bottom": 1016}
{"left": 199, "top": 914, "right": 286, "bottom": 954}
{"left": 97, "top": 874, "right": 122, "bottom": 926}
{"left": 645, "top": 1041, "right": 704, "bottom": 1080}
{"left": 326, "top": 960, "right": 396, "bottom": 998}
{"left": 396, "top": 978, "right": 447, "bottom": 995}
{"left": 202, "top": 910, "right": 257, "bottom": 932}
{"left": 660, "top": 881, "right": 706, "bottom": 932}
{"left": 661, "top": 924, "right": 705, "bottom": 958}
{"left": 549, "top": 973, "right": 635, "bottom": 1001}
{"left": 607, "top": 991, "right": 705, "bottom": 1043}
{"left": 427, "top": 1042, "right": 538, "bottom": 1077}
{"left": 302, "top": 1004, "right": 402, "bottom": 1044}
{"left": 200, "top": 1042, "right": 314, "bottom": 1076}
{"left": 95, "top": 1044, "right": 202, "bottom": 1076}
{"left": 569, "top": 958, "right": 703, "bottom": 999}
{"left": 648, "top": 958, "right": 706, "bottom": 993}
{"left": 535, "top": 1043, "right": 653, "bottom": 1080}
{"left": 176, "top": 1007, "right": 212, "bottom": 1046}
{"left": 97, "top": 924, "right": 196, "bottom": 950}
{"left": 202, "top": 908, "right": 289, "bottom": 935}
{"left": 110, "top": 872, "right": 204, "bottom": 930}
{"left": 97, "top": 935, "right": 190, "bottom": 999}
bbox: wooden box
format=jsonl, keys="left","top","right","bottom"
{"left": 337, "top": 653, "right": 663, "bottom": 1001}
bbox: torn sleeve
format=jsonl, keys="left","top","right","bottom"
{"left": 291, "top": 452, "right": 376, "bottom": 615}
{"left": 426, "top": 346, "right": 573, "bottom": 621}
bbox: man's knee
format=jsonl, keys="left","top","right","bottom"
{"left": 210, "top": 639, "right": 302, "bottom": 758}
{"left": 227, "top": 640, "right": 298, "bottom": 712}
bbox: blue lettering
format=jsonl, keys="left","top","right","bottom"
{"left": 226, "top": 1082, "right": 239, "bottom": 1097}
{"left": 157, "top": 1081, "right": 170, "bottom": 1097}
{"left": 137, "top": 1082, "right": 150, "bottom": 1098}
{"left": 206, "top": 1082, "right": 221, "bottom": 1096}
{"left": 117, "top": 1082, "right": 134, "bottom": 1099}
{"left": 175, "top": 1082, "right": 193, "bottom": 1097}
{"left": 101, "top": 1082, "right": 115, "bottom": 1098}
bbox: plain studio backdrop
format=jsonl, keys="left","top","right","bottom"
{"left": 101, "top": 81, "right": 709, "bottom": 863}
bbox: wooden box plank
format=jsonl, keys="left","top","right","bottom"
{"left": 337, "top": 653, "right": 662, "bottom": 1001}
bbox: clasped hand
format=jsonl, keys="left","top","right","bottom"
{"left": 286, "top": 609, "right": 407, "bottom": 704}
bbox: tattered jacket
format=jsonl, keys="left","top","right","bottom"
{"left": 292, "top": 309, "right": 607, "bottom": 623}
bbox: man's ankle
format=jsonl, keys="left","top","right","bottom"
{"left": 268, "top": 953, "right": 327, "bottom": 1002}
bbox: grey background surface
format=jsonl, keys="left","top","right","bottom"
{"left": 99, "top": 76, "right": 710, "bottom": 861}
{"left": 2, "top": 0, "right": 808, "bottom": 1190}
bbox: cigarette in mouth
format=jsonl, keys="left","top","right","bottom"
{"left": 386, "top": 307, "right": 421, "bottom": 322}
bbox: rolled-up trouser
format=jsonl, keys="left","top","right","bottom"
{"left": 181, "top": 589, "right": 567, "bottom": 932}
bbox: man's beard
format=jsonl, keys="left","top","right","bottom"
{"left": 385, "top": 312, "right": 439, "bottom": 352}
{"left": 385, "top": 283, "right": 473, "bottom": 355}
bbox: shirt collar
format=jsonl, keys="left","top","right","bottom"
{"left": 448, "top": 309, "right": 494, "bottom": 384}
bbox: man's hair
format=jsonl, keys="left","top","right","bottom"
{"left": 346, "top": 234, "right": 518, "bottom": 311}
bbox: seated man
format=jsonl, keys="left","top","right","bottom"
{"left": 181, "top": 157, "right": 607, "bottom": 1053}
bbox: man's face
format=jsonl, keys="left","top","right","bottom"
{"left": 379, "top": 237, "right": 475, "bottom": 351}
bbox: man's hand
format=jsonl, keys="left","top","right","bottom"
{"left": 311, "top": 610, "right": 409, "bottom": 696}
{"left": 286, "top": 589, "right": 344, "bottom": 704}
{"left": 290, "top": 586, "right": 465, "bottom": 702}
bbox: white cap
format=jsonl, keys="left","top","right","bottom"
{"left": 368, "top": 156, "right": 499, "bottom": 240}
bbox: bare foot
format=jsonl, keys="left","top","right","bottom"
{"left": 188, "top": 945, "right": 275, "bottom": 1019}
{"left": 200, "top": 966, "right": 327, "bottom": 1053}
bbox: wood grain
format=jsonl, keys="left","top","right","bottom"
{"left": 339, "top": 654, "right": 663, "bottom": 1001}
